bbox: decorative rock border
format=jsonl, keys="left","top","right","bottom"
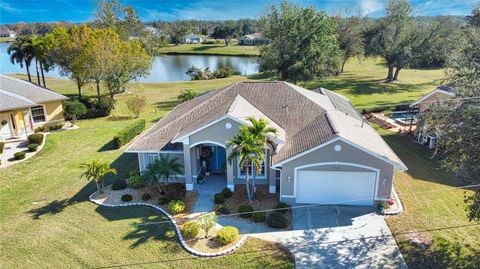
{"left": 89, "top": 191, "right": 248, "bottom": 257}
{"left": 0, "top": 133, "right": 48, "bottom": 169}
{"left": 383, "top": 187, "right": 404, "bottom": 215}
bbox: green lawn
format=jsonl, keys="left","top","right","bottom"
{"left": 302, "top": 57, "right": 446, "bottom": 109}
{"left": 160, "top": 43, "right": 260, "bottom": 56}
{"left": 376, "top": 126, "right": 480, "bottom": 268}
{"left": 0, "top": 76, "right": 293, "bottom": 269}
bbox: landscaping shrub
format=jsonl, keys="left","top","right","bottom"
{"left": 214, "top": 193, "right": 225, "bottom": 204}
{"left": 168, "top": 200, "right": 186, "bottom": 214}
{"left": 64, "top": 100, "right": 87, "bottom": 124}
{"left": 36, "top": 123, "right": 63, "bottom": 133}
{"left": 216, "top": 205, "right": 230, "bottom": 215}
{"left": 14, "top": 151, "right": 26, "bottom": 160}
{"left": 121, "top": 194, "right": 133, "bottom": 202}
{"left": 27, "top": 143, "right": 38, "bottom": 152}
{"left": 181, "top": 221, "right": 200, "bottom": 239}
{"left": 112, "top": 179, "right": 127, "bottom": 190}
{"left": 128, "top": 169, "right": 145, "bottom": 189}
{"left": 164, "top": 183, "right": 186, "bottom": 201}
{"left": 267, "top": 212, "right": 288, "bottom": 229}
{"left": 216, "top": 226, "right": 239, "bottom": 245}
{"left": 276, "top": 202, "right": 290, "bottom": 214}
{"left": 213, "top": 66, "right": 234, "bottom": 79}
{"left": 238, "top": 204, "right": 254, "bottom": 218}
{"left": 158, "top": 197, "right": 170, "bottom": 205}
{"left": 0, "top": 142, "right": 4, "bottom": 154}
{"left": 113, "top": 119, "right": 146, "bottom": 149}
{"left": 252, "top": 211, "right": 266, "bottom": 222}
{"left": 222, "top": 187, "right": 233, "bottom": 198}
{"left": 27, "top": 133, "right": 44, "bottom": 145}
{"left": 95, "top": 96, "right": 115, "bottom": 117}
{"left": 141, "top": 193, "right": 151, "bottom": 201}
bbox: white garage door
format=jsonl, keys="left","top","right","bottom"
{"left": 296, "top": 171, "right": 377, "bottom": 205}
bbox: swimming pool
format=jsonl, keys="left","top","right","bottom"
{"left": 389, "top": 111, "right": 417, "bottom": 125}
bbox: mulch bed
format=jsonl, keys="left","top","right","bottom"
{"left": 217, "top": 184, "right": 292, "bottom": 228}
{"left": 183, "top": 228, "right": 239, "bottom": 253}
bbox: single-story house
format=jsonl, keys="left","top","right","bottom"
{"left": 0, "top": 75, "right": 68, "bottom": 140}
{"left": 185, "top": 34, "right": 204, "bottom": 44}
{"left": 0, "top": 29, "right": 16, "bottom": 38}
{"left": 127, "top": 81, "right": 407, "bottom": 206}
{"left": 410, "top": 85, "right": 455, "bottom": 148}
{"left": 238, "top": 33, "right": 268, "bottom": 45}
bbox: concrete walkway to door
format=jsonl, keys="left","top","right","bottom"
{"left": 191, "top": 175, "right": 226, "bottom": 214}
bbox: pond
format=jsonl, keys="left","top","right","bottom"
{"left": 0, "top": 42, "right": 259, "bottom": 82}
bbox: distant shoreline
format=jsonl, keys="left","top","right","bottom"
{"left": 162, "top": 51, "right": 258, "bottom": 57}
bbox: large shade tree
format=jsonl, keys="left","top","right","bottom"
{"left": 418, "top": 21, "right": 480, "bottom": 221}
{"left": 259, "top": 1, "right": 340, "bottom": 82}
{"left": 335, "top": 10, "right": 365, "bottom": 73}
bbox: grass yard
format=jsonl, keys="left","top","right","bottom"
{"left": 0, "top": 75, "right": 293, "bottom": 269}
{"left": 159, "top": 43, "right": 260, "bottom": 56}
{"left": 376, "top": 126, "right": 480, "bottom": 268}
{"left": 302, "top": 57, "right": 446, "bottom": 109}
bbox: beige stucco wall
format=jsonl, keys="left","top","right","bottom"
{"left": 279, "top": 140, "right": 394, "bottom": 204}
{"left": 36, "top": 101, "right": 65, "bottom": 127}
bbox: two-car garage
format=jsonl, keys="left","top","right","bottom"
{"left": 295, "top": 169, "right": 378, "bottom": 206}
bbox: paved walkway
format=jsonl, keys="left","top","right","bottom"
{"left": 191, "top": 176, "right": 226, "bottom": 214}
{"left": 251, "top": 205, "right": 407, "bottom": 269}
{"left": 0, "top": 140, "right": 29, "bottom": 168}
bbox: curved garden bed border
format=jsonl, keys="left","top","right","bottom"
{"left": 89, "top": 191, "right": 248, "bottom": 257}
{"left": 0, "top": 133, "right": 48, "bottom": 169}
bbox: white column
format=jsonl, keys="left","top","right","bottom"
{"left": 226, "top": 148, "right": 234, "bottom": 191}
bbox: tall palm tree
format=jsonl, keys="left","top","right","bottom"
{"left": 80, "top": 160, "right": 117, "bottom": 194}
{"left": 243, "top": 117, "right": 278, "bottom": 193}
{"left": 143, "top": 155, "right": 184, "bottom": 192}
{"left": 226, "top": 127, "right": 265, "bottom": 200}
{"left": 7, "top": 36, "right": 33, "bottom": 82}
{"left": 32, "top": 36, "right": 49, "bottom": 87}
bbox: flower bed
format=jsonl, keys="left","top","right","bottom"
{"left": 218, "top": 185, "right": 292, "bottom": 228}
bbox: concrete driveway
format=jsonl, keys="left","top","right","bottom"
{"left": 251, "top": 205, "right": 407, "bottom": 269}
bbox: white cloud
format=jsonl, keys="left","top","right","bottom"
{"left": 0, "top": 2, "right": 20, "bottom": 13}
{"left": 358, "top": 0, "right": 384, "bottom": 15}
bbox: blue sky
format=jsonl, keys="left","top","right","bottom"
{"left": 0, "top": 0, "right": 477, "bottom": 24}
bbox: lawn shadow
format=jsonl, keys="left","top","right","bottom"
{"left": 98, "top": 140, "right": 117, "bottom": 152}
{"left": 28, "top": 153, "right": 137, "bottom": 220}
{"left": 154, "top": 100, "right": 180, "bottom": 111}
{"left": 191, "top": 45, "right": 225, "bottom": 52}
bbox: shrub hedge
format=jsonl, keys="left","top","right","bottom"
{"left": 113, "top": 119, "right": 146, "bottom": 149}
{"left": 121, "top": 194, "right": 133, "bottom": 202}
{"left": 238, "top": 204, "right": 254, "bottom": 218}
{"left": 214, "top": 193, "right": 225, "bottom": 204}
{"left": 28, "top": 133, "right": 44, "bottom": 145}
{"left": 128, "top": 169, "right": 145, "bottom": 189}
{"left": 267, "top": 212, "right": 288, "bottom": 229}
{"left": 27, "top": 143, "right": 38, "bottom": 152}
{"left": 168, "top": 200, "right": 186, "bottom": 214}
{"left": 252, "top": 211, "right": 266, "bottom": 222}
{"left": 222, "top": 187, "right": 233, "bottom": 198}
{"left": 182, "top": 221, "right": 200, "bottom": 239}
{"left": 112, "top": 179, "right": 127, "bottom": 190}
{"left": 216, "top": 226, "right": 239, "bottom": 245}
{"left": 14, "top": 151, "right": 26, "bottom": 160}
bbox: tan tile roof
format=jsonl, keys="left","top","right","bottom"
{"left": 127, "top": 81, "right": 406, "bottom": 169}
{"left": 0, "top": 75, "right": 68, "bottom": 112}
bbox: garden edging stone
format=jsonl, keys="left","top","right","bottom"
{"left": 89, "top": 190, "right": 248, "bottom": 257}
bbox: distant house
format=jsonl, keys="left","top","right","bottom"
{"left": 0, "top": 29, "right": 16, "bottom": 38}
{"left": 185, "top": 34, "right": 204, "bottom": 44}
{"left": 238, "top": 33, "right": 268, "bottom": 45}
{"left": 0, "top": 75, "right": 68, "bottom": 140}
{"left": 410, "top": 85, "right": 456, "bottom": 148}
{"left": 144, "top": 26, "right": 160, "bottom": 36}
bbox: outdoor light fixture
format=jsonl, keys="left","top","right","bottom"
{"left": 383, "top": 178, "right": 387, "bottom": 185}
{"left": 287, "top": 176, "right": 291, "bottom": 182}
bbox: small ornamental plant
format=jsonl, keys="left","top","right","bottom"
{"left": 168, "top": 200, "right": 186, "bottom": 214}
{"left": 216, "top": 226, "right": 239, "bottom": 245}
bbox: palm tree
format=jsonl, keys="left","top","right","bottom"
{"left": 32, "top": 36, "right": 49, "bottom": 87}
{"left": 7, "top": 36, "right": 33, "bottom": 82}
{"left": 226, "top": 127, "right": 264, "bottom": 200}
{"left": 143, "top": 155, "right": 184, "bottom": 192}
{"left": 80, "top": 160, "right": 117, "bottom": 194}
{"left": 243, "top": 117, "right": 278, "bottom": 193}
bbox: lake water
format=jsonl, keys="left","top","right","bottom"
{"left": 0, "top": 42, "right": 259, "bottom": 82}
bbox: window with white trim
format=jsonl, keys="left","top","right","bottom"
{"left": 238, "top": 151, "right": 267, "bottom": 178}
{"left": 146, "top": 153, "right": 159, "bottom": 167}
{"left": 30, "top": 106, "right": 46, "bottom": 123}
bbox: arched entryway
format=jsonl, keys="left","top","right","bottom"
{"left": 190, "top": 141, "right": 227, "bottom": 190}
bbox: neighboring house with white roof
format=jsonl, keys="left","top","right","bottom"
{"left": 126, "top": 81, "right": 407, "bottom": 206}
{"left": 185, "top": 34, "right": 204, "bottom": 44}
{"left": 410, "top": 85, "right": 456, "bottom": 148}
{"left": 238, "top": 33, "right": 268, "bottom": 45}
{"left": 0, "top": 75, "right": 68, "bottom": 140}
{"left": 0, "top": 29, "right": 16, "bottom": 38}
